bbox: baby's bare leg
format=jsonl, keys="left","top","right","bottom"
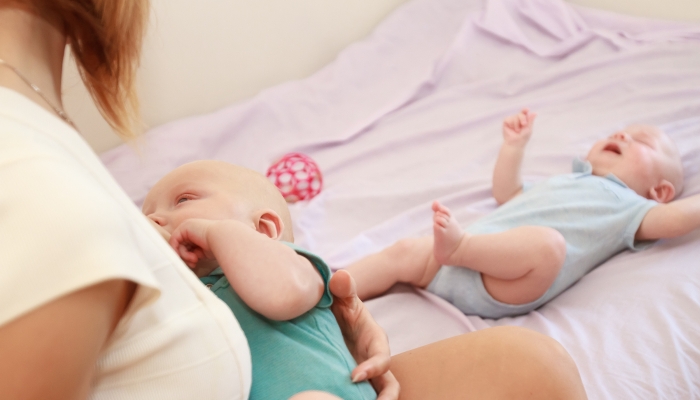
{"left": 432, "top": 201, "right": 566, "bottom": 305}
{"left": 345, "top": 237, "right": 441, "bottom": 301}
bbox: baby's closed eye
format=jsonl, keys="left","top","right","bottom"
{"left": 176, "top": 194, "right": 196, "bottom": 204}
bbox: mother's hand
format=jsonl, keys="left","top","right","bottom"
{"left": 329, "top": 270, "right": 400, "bottom": 400}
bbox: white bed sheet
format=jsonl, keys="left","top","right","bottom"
{"left": 102, "top": 0, "right": 700, "bottom": 398}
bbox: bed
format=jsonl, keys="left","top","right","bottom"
{"left": 101, "top": 0, "right": 700, "bottom": 397}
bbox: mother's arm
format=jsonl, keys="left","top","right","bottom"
{"left": 0, "top": 280, "right": 135, "bottom": 400}
{"left": 329, "top": 270, "right": 400, "bottom": 400}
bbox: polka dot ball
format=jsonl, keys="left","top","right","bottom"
{"left": 266, "top": 153, "right": 323, "bottom": 203}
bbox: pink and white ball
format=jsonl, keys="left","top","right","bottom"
{"left": 266, "top": 153, "right": 323, "bottom": 203}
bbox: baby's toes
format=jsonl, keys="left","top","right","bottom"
{"left": 438, "top": 212, "right": 451, "bottom": 223}
{"left": 437, "top": 203, "right": 451, "bottom": 215}
{"left": 435, "top": 215, "right": 449, "bottom": 229}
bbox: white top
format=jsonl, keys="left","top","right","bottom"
{"left": 0, "top": 87, "right": 251, "bottom": 399}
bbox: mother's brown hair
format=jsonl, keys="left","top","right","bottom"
{"left": 11, "top": 0, "right": 149, "bottom": 139}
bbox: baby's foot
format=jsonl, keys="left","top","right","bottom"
{"left": 432, "top": 201, "right": 466, "bottom": 265}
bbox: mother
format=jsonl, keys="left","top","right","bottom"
{"left": 0, "top": 1, "right": 586, "bottom": 399}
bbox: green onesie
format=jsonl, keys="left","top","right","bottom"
{"left": 200, "top": 242, "right": 376, "bottom": 400}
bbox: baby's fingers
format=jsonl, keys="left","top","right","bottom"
{"left": 527, "top": 111, "right": 537, "bottom": 125}
{"left": 170, "top": 230, "right": 203, "bottom": 268}
{"left": 518, "top": 110, "right": 528, "bottom": 126}
{"left": 504, "top": 115, "right": 519, "bottom": 130}
{"left": 177, "top": 244, "right": 200, "bottom": 267}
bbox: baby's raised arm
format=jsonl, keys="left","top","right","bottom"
{"left": 492, "top": 108, "right": 537, "bottom": 205}
{"left": 636, "top": 193, "right": 700, "bottom": 241}
{"left": 170, "top": 219, "right": 324, "bottom": 321}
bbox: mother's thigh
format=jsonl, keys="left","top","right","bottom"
{"left": 390, "top": 326, "right": 586, "bottom": 400}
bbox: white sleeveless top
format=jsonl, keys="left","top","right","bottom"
{"left": 0, "top": 87, "right": 251, "bottom": 399}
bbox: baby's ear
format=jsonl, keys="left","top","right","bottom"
{"left": 648, "top": 180, "right": 675, "bottom": 204}
{"left": 254, "top": 209, "right": 285, "bottom": 240}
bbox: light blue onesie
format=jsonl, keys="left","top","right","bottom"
{"left": 427, "top": 158, "right": 658, "bottom": 319}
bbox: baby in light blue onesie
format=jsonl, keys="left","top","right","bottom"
{"left": 427, "top": 157, "right": 656, "bottom": 318}
{"left": 348, "top": 109, "right": 700, "bottom": 318}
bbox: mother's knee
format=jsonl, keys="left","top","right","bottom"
{"left": 487, "top": 327, "right": 587, "bottom": 399}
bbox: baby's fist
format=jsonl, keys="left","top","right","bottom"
{"left": 503, "top": 108, "right": 537, "bottom": 147}
{"left": 169, "top": 219, "right": 217, "bottom": 269}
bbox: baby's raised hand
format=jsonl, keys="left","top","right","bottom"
{"left": 169, "top": 219, "right": 217, "bottom": 269}
{"left": 503, "top": 108, "right": 536, "bottom": 147}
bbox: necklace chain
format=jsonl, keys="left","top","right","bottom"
{"left": 0, "top": 58, "right": 76, "bottom": 128}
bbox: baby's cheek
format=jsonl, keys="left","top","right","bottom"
{"left": 633, "top": 153, "right": 657, "bottom": 179}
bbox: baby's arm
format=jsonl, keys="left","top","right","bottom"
{"left": 492, "top": 108, "right": 537, "bottom": 205}
{"left": 170, "top": 219, "right": 324, "bottom": 321}
{"left": 636, "top": 193, "right": 700, "bottom": 241}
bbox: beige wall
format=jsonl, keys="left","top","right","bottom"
{"left": 63, "top": 0, "right": 412, "bottom": 153}
{"left": 62, "top": 0, "right": 700, "bottom": 154}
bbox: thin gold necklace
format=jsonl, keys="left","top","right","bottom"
{"left": 0, "top": 58, "right": 76, "bottom": 128}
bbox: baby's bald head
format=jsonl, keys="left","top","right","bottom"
{"left": 586, "top": 125, "right": 684, "bottom": 202}
{"left": 143, "top": 160, "right": 294, "bottom": 242}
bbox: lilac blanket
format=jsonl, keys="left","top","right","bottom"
{"left": 103, "top": 0, "right": 700, "bottom": 397}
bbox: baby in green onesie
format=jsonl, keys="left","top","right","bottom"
{"left": 142, "top": 160, "right": 376, "bottom": 400}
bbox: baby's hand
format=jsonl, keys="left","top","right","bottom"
{"left": 169, "top": 219, "right": 217, "bottom": 269}
{"left": 503, "top": 108, "right": 537, "bottom": 147}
